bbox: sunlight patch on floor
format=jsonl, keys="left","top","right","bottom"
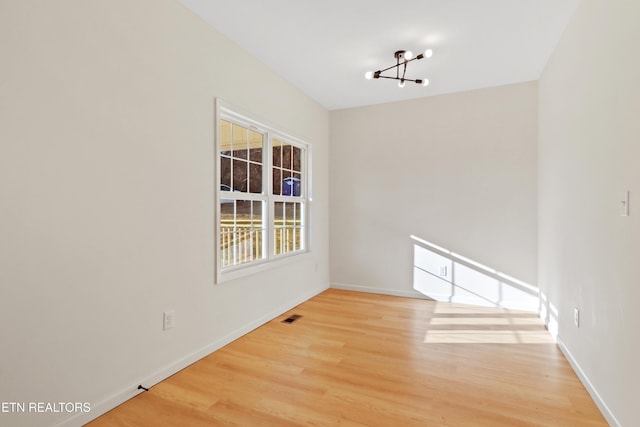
{"left": 424, "top": 301, "right": 555, "bottom": 344}
{"left": 424, "top": 330, "right": 555, "bottom": 344}
{"left": 429, "top": 317, "right": 544, "bottom": 326}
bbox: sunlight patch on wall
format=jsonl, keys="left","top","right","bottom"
{"left": 411, "top": 235, "right": 539, "bottom": 312}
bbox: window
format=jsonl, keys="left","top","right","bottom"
{"left": 216, "top": 100, "right": 310, "bottom": 282}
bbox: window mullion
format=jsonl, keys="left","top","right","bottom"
{"left": 266, "top": 132, "right": 275, "bottom": 261}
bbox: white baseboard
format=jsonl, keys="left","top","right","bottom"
{"left": 556, "top": 339, "right": 620, "bottom": 427}
{"left": 330, "top": 282, "right": 430, "bottom": 299}
{"left": 54, "top": 286, "right": 327, "bottom": 427}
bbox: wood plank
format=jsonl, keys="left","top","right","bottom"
{"left": 86, "top": 289, "right": 607, "bottom": 426}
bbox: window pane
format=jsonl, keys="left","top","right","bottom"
{"left": 293, "top": 146, "right": 301, "bottom": 172}
{"left": 249, "top": 147, "right": 262, "bottom": 163}
{"left": 249, "top": 201, "right": 264, "bottom": 263}
{"left": 249, "top": 131, "right": 263, "bottom": 163}
{"left": 272, "top": 202, "right": 302, "bottom": 256}
{"left": 251, "top": 200, "right": 263, "bottom": 228}
{"left": 220, "top": 156, "right": 231, "bottom": 189}
{"left": 294, "top": 202, "right": 302, "bottom": 226}
{"left": 292, "top": 228, "right": 298, "bottom": 252}
{"left": 220, "top": 199, "right": 235, "bottom": 223}
{"left": 283, "top": 145, "right": 292, "bottom": 170}
{"left": 288, "top": 173, "right": 301, "bottom": 197}
{"left": 274, "top": 201, "right": 283, "bottom": 255}
{"left": 294, "top": 227, "right": 302, "bottom": 251}
{"left": 285, "top": 202, "right": 295, "bottom": 224}
{"left": 220, "top": 199, "right": 235, "bottom": 268}
{"left": 220, "top": 120, "right": 232, "bottom": 155}
{"left": 232, "top": 124, "right": 248, "bottom": 160}
{"left": 233, "top": 159, "right": 247, "bottom": 192}
{"left": 274, "top": 201, "right": 284, "bottom": 224}
{"left": 235, "top": 199, "right": 252, "bottom": 218}
{"left": 249, "top": 163, "right": 262, "bottom": 194}
{"left": 220, "top": 199, "right": 265, "bottom": 268}
{"left": 282, "top": 170, "right": 296, "bottom": 196}
{"left": 272, "top": 167, "right": 282, "bottom": 195}
{"left": 273, "top": 140, "right": 283, "bottom": 167}
{"left": 274, "top": 228, "right": 284, "bottom": 256}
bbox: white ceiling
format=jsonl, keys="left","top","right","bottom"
{"left": 178, "top": 0, "right": 580, "bottom": 110}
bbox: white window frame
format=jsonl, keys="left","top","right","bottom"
{"left": 215, "top": 99, "right": 311, "bottom": 283}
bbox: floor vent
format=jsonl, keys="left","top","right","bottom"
{"left": 282, "top": 314, "right": 302, "bottom": 324}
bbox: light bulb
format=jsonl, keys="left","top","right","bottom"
{"left": 365, "top": 71, "right": 373, "bottom": 80}
{"left": 424, "top": 49, "right": 433, "bottom": 58}
{"left": 398, "top": 80, "right": 406, "bottom": 88}
{"left": 404, "top": 50, "right": 413, "bottom": 60}
{"left": 422, "top": 78, "right": 430, "bottom": 87}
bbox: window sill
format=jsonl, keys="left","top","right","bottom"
{"left": 216, "top": 250, "right": 310, "bottom": 284}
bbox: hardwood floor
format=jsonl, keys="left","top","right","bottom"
{"left": 86, "top": 289, "right": 607, "bottom": 426}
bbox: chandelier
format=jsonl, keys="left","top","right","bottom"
{"left": 365, "top": 49, "right": 433, "bottom": 88}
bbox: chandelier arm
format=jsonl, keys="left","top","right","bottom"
{"left": 374, "top": 62, "right": 401, "bottom": 75}
{"left": 376, "top": 75, "right": 421, "bottom": 83}
{"left": 376, "top": 55, "right": 424, "bottom": 76}
{"left": 382, "top": 65, "right": 400, "bottom": 74}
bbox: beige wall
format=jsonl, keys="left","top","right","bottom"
{"left": 0, "top": 1, "right": 329, "bottom": 426}
{"left": 538, "top": 1, "right": 640, "bottom": 425}
{"left": 329, "top": 82, "right": 538, "bottom": 307}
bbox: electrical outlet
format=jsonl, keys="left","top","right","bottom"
{"left": 573, "top": 307, "right": 580, "bottom": 328}
{"left": 439, "top": 265, "right": 448, "bottom": 277}
{"left": 163, "top": 310, "right": 175, "bottom": 331}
